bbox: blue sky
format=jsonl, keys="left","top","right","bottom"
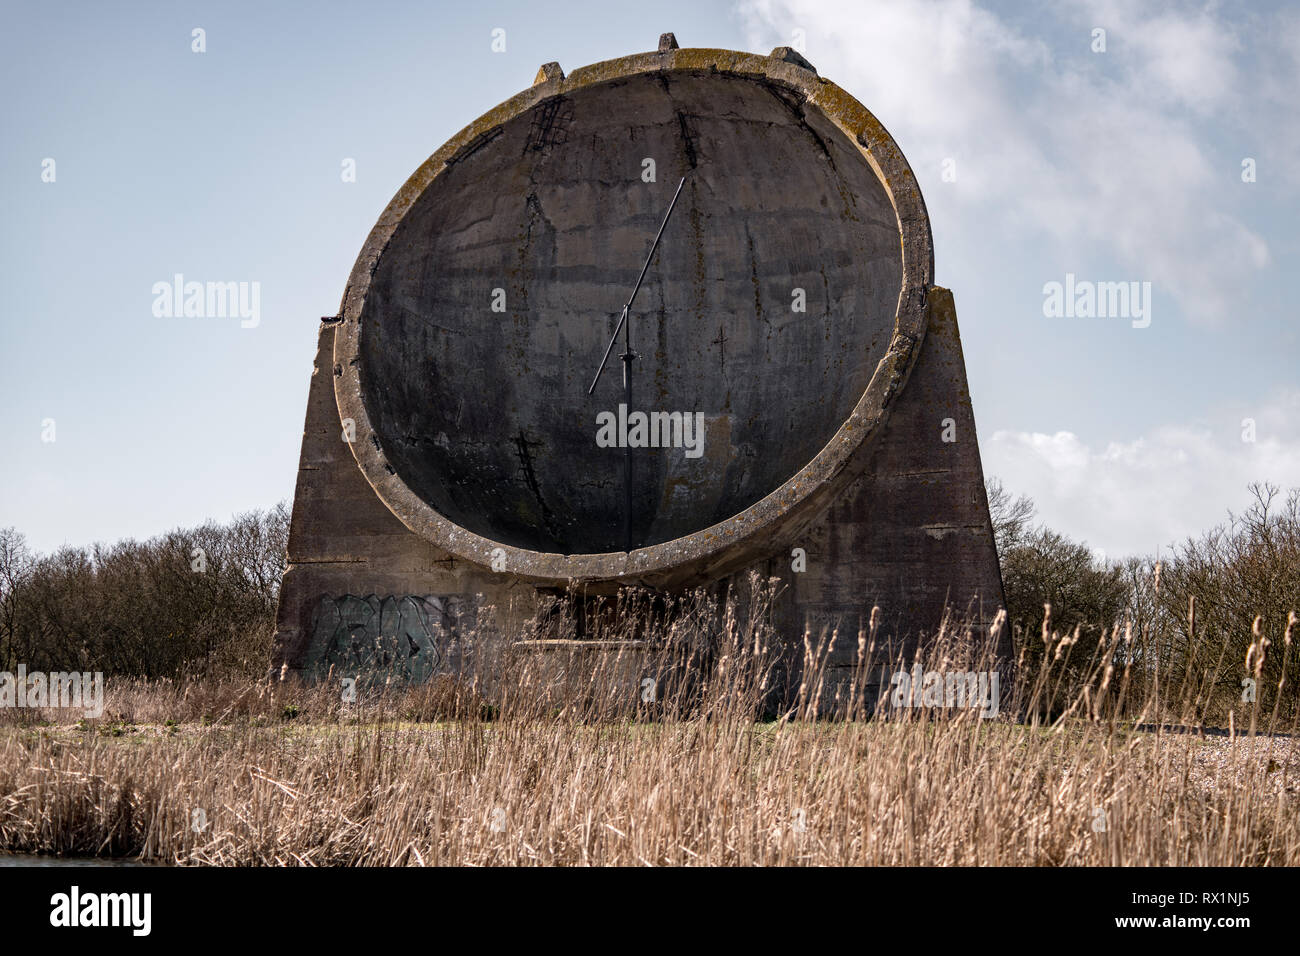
{"left": 3, "top": 0, "right": 1297, "bottom": 559}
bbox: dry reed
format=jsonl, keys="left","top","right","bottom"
{"left": 1, "top": 577, "right": 1296, "bottom": 865}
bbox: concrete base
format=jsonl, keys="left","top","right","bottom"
{"left": 270, "top": 286, "right": 1009, "bottom": 712}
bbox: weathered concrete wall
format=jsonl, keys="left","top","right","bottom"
{"left": 358, "top": 70, "right": 902, "bottom": 557}
{"left": 269, "top": 325, "right": 539, "bottom": 679}
{"left": 330, "top": 44, "right": 934, "bottom": 589}
{"left": 271, "top": 286, "right": 1007, "bottom": 707}
{"left": 758, "top": 286, "right": 1009, "bottom": 707}
{"left": 270, "top": 41, "right": 1008, "bottom": 708}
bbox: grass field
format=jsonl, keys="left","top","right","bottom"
{"left": 3, "top": 589, "right": 1297, "bottom": 867}
{"left": 1, "top": 676, "right": 1296, "bottom": 866}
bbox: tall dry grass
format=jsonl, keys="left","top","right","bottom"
{"left": 1, "top": 577, "right": 1296, "bottom": 865}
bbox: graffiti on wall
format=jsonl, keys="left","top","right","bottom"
{"left": 304, "top": 594, "right": 463, "bottom": 684}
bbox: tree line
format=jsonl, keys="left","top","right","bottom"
{"left": 990, "top": 479, "right": 1299, "bottom": 721}
{"left": 0, "top": 505, "right": 287, "bottom": 681}
{"left": 1, "top": 483, "right": 1296, "bottom": 721}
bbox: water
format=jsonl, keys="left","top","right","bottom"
{"left": 0, "top": 853, "right": 150, "bottom": 867}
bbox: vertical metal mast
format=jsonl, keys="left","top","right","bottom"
{"left": 589, "top": 175, "right": 688, "bottom": 552}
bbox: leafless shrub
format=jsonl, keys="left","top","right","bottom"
{"left": 0, "top": 504, "right": 288, "bottom": 681}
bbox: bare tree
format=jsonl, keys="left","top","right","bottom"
{"left": 0, "top": 503, "right": 289, "bottom": 680}
{"left": 985, "top": 475, "right": 1036, "bottom": 556}
{"left": 0, "top": 527, "right": 33, "bottom": 668}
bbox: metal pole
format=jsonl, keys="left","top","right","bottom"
{"left": 587, "top": 176, "right": 688, "bottom": 396}
{"left": 586, "top": 175, "right": 689, "bottom": 552}
{"left": 622, "top": 316, "right": 634, "bottom": 552}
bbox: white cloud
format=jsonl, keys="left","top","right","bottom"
{"left": 985, "top": 389, "right": 1300, "bottom": 557}
{"left": 737, "top": 0, "right": 1275, "bottom": 324}
{"left": 1079, "top": 0, "right": 1243, "bottom": 113}
{"left": 737, "top": 0, "right": 1296, "bottom": 554}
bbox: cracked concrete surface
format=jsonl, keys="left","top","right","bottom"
{"left": 358, "top": 70, "right": 901, "bottom": 556}
{"left": 271, "top": 41, "right": 1009, "bottom": 698}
